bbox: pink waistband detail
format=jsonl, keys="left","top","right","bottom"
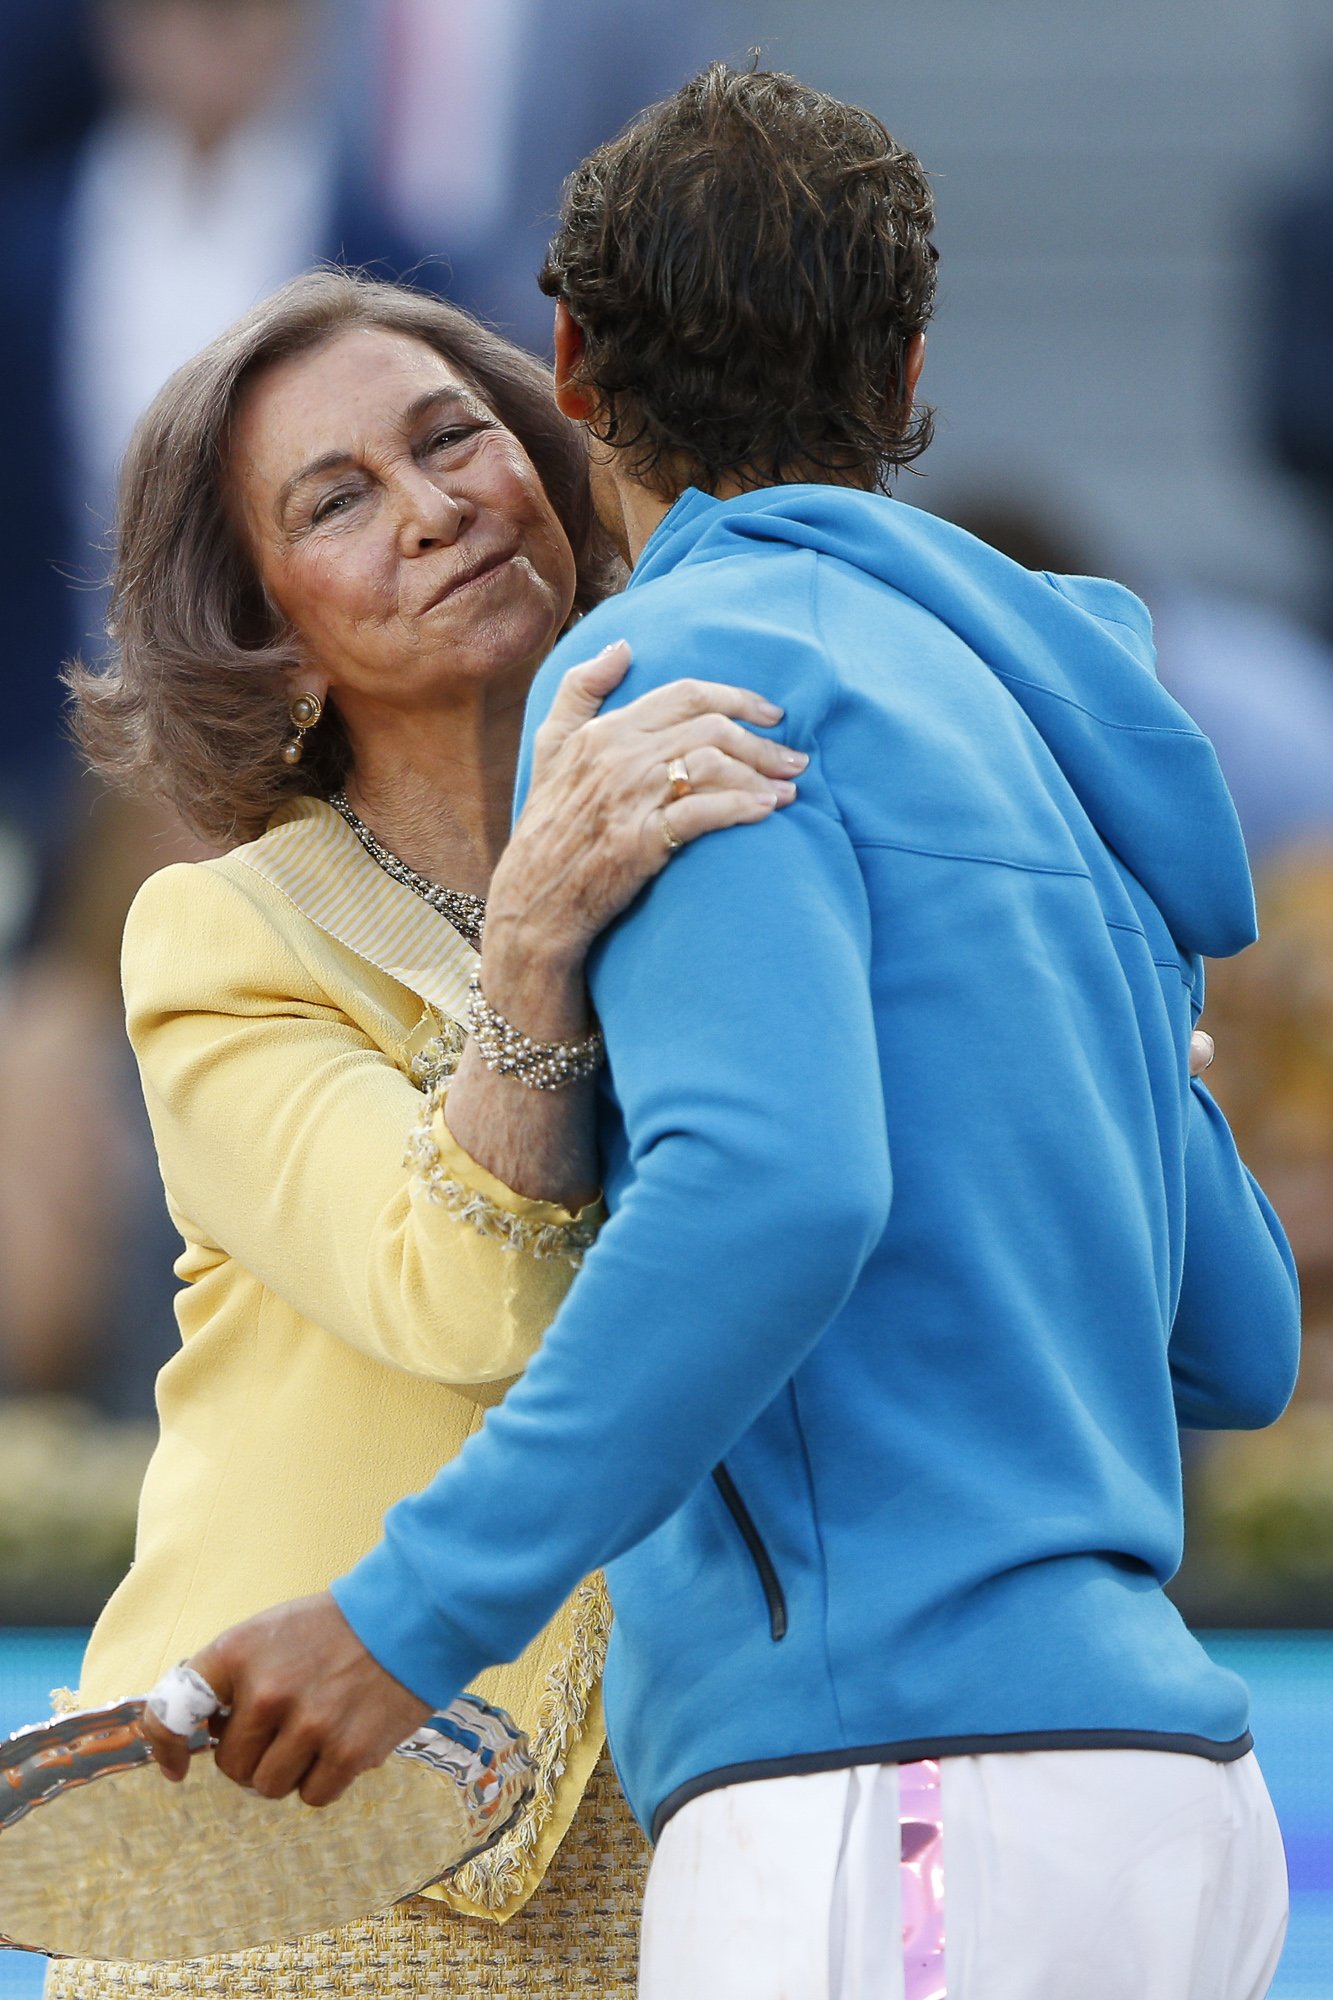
{"left": 900, "top": 1758, "right": 946, "bottom": 1998}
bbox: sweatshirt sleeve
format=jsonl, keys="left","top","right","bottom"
{"left": 123, "top": 862, "right": 593, "bottom": 1395}
{"left": 332, "top": 610, "right": 893, "bottom": 1706}
{"left": 1168, "top": 1079, "right": 1301, "bottom": 1430}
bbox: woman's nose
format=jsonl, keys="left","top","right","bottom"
{"left": 394, "top": 472, "right": 470, "bottom": 555}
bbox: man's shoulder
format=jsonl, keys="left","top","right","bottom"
{"left": 533, "top": 546, "right": 832, "bottom": 728}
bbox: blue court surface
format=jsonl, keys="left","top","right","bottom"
{"left": 0, "top": 1629, "right": 1329, "bottom": 1997}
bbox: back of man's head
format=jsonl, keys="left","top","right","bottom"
{"left": 540, "top": 62, "right": 937, "bottom": 499}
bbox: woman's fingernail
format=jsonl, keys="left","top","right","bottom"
{"left": 758, "top": 700, "right": 784, "bottom": 722}
{"left": 780, "top": 749, "right": 809, "bottom": 770}
{"left": 603, "top": 639, "right": 630, "bottom": 657}
{"left": 772, "top": 780, "right": 797, "bottom": 803}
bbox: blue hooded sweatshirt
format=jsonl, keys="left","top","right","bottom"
{"left": 335, "top": 487, "right": 1300, "bottom": 1840}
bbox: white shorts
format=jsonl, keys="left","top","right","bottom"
{"left": 638, "top": 1749, "right": 1288, "bottom": 2000}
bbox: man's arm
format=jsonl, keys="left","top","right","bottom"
{"left": 330, "top": 640, "right": 891, "bottom": 1702}
{"left": 1169, "top": 1078, "right": 1300, "bottom": 1430}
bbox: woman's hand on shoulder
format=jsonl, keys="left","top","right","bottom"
{"left": 489, "top": 641, "right": 807, "bottom": 966}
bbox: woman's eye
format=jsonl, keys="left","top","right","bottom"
{"left": 426, "top": 424, "right": 484, "bottom": 452}
{"left": 311, "top": 490, "right": 356, "bottom": 524}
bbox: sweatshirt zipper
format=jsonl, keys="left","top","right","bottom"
{"left": 712, "top": 1463, "right": 789, "bottom": 1642}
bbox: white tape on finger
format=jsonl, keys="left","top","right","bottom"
{"left": 144, "top": 1664, "right": 224, "bottom": 1738}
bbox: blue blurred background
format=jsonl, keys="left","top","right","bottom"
{"left": 1, "top": 0, "right": 1332, "bottom": 1991}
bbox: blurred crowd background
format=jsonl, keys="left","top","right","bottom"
{"left": 1, "top": 0, "right": 1332, "bottom": 1623}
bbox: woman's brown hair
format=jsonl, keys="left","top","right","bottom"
{"left": 540, "top": 63, "right": 938, "bottom": 496}
{"left": 68, "top": 269, "right": 616, "bottom": 846}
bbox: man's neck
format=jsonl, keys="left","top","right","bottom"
{"left": 617, "top": 482, "right": 678, "bottom": 567}
{"left": 617, "top": 476, "right": 755, "bottom": 566}
{"left": 614, "top": 467, "right": 871, "bottom": 566}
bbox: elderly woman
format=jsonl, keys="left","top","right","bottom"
{"left": 47, "top": 270, "right": 806, "bottom": 1999}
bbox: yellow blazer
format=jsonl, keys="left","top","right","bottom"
{"left": 75, "top": 797, "right": 606, "bottom": 1921}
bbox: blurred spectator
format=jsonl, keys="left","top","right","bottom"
{"left": 1142, "top": 588, "right": 1333, "bottom": 865}
{"left": 0, "top": 787, "right": 213, "bottom": 1417}
{"left": 357, "top": 0, "right": 717, "bottom": 353}
{"left": 1268, "top": 142, "right": 1333, "bottom": 627}
{"left": 0, "top": 0, "right": 102, "bottom": 172}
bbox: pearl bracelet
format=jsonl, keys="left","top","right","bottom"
{"left": 466, "top": 976, "right": 606, "bottom": 1091}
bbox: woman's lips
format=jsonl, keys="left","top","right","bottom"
{"left": 421, "top": 551, "right": 514, "bottom": 611}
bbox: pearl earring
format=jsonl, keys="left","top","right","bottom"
{"left": 281, "top": 692, "right": 323, "bottom": 766}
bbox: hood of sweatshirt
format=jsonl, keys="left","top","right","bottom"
{"left": 631, "top": 486, "right": 1256, "bottom": 960}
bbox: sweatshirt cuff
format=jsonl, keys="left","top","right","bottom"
{"left": 404, "top": 1086, "right": 603, "bottom": 1264}
{"left": 331, "top": 1541, "right": 484, "bottom": 1713}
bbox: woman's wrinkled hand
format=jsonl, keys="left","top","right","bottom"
{"left": 488, "top": 640, "right": 806, "bottom": 962}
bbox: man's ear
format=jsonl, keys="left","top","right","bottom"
{"left": 553, "top": 301, "right": 598, "bottom": 422}
{"left": 902, "top": 331, "right": 927, "bottom": 407}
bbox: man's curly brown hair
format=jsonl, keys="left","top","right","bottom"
{"left": 539, "top": 62, "right": 938, "bottom": 496}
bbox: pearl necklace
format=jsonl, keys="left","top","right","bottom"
{"left": 328, "top": 791, "right": 486, "bottom": 948}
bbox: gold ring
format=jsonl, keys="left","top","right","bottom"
{"left": 666, "top": 757, "right": 692, "bottom": 801}
{"left": 659, "top": 808, "right": 683, "bottom": 854}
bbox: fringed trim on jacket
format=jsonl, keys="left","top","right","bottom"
{"left": 442, "top": 1574, "right": 612, "bottom": 1915}
{"left": 405, "top": 1084, "right": 600, "bottom": 1267}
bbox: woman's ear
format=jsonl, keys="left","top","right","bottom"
{"left": 553, "top": 302, "right": 598, "bottom": 423}
{"left": 280, "top": 663, "right": 331, "bottom": 712}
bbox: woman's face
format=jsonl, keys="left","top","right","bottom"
{"left": 228, "top": 326, "right": 578, "bottom": 721}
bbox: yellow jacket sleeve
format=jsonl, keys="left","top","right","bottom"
{"left": 123, "top": 861, "right": 590, "bottom": 1394}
